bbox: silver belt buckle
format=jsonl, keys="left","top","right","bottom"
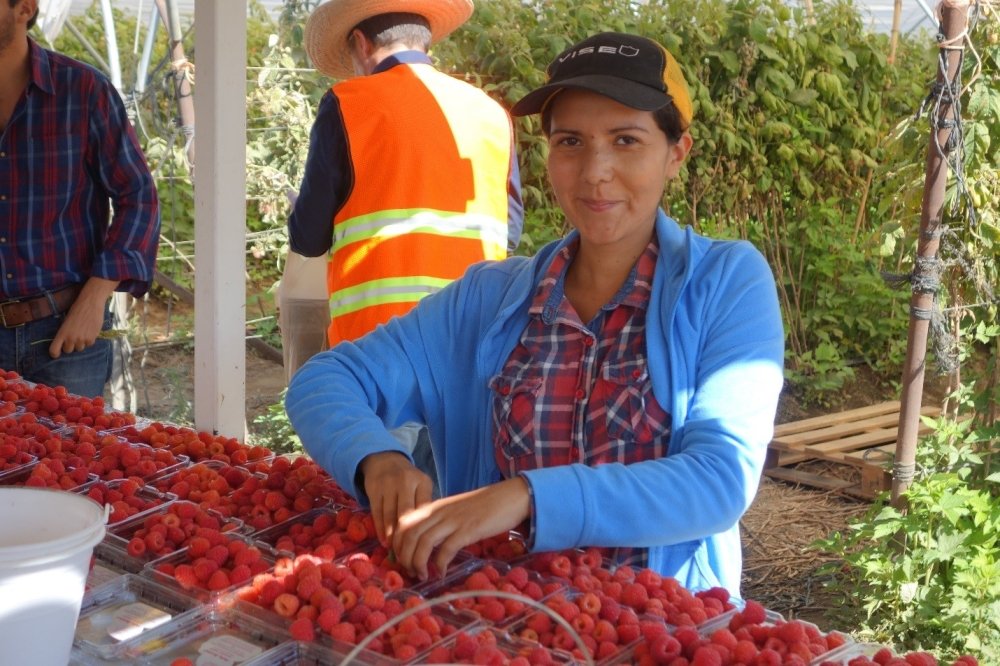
{"left": 0, "top": 298, "right": 24, "bottom": 328}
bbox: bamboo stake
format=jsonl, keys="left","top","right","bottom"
{"left": 888, "top": 0, "right": 904, "bottom": 65}
{"left": 893, "top": 0, "right": 972, "bottom": 505}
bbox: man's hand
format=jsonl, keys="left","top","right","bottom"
{"left": 391, "top": 476, "right": 531, "bottom": 581}
{"left": 49, "top": 277, "right": 118, "bottom": 358}
{"left": 360, "top": 451, "right": 434, "bottom": 546}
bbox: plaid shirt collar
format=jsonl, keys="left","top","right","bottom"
{"left": 27, "top": 39, "right": 55, "bottom": 96}
{"left": 529, "top": 237, "right": 659, "bottom": 323}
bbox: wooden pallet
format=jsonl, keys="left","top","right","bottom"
{"left": 764, "top": 400, "right": 941, "bottom": 498}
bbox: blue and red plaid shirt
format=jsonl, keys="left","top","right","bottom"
{"left": 0, "top": 39, "right": 159, "bottom": 300}
{"left": 491, "top": 238, "right": 671, "bottom": 567}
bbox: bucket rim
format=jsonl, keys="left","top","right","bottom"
{"left": 0, "top": 486, "right": 107, "bottom": 567}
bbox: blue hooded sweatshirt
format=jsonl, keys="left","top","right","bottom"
{"left": 286, "top": 210, "right": 784, "bottom": 596}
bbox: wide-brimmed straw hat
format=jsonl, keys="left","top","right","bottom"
{"left": 305, "top": 0, "right": 474, "bottom": 80}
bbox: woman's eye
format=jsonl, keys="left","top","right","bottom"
{"left": 554, "top": 136, "right": 580, "bottom": 147}
{"left": 616, "top": 135, "right": 639, "bottom": 145}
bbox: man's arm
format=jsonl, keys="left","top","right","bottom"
{"left": 87, "top": 75, "right": 160, "bottom": 298}
{"left": 288, "top": 91, "right": 352, "bottom": 257}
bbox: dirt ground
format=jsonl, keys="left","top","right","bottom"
{"left": 121, "top": 295, "right": 929, "bottom": 631}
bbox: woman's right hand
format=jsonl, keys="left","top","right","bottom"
{"left": 359, "top": 451, "right": 434, "bottom": 546}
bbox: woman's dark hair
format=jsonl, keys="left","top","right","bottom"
{"left": 540, "top": 96, "right": 686, "bottom": 144}
{"left": 353, "top": 12, "right": 431, "bottom": 51}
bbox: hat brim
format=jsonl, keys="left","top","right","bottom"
{"left": 305, "top": 0, "right": 473, "bottom": 80}
{"left": 511, "top": 75, "right": 671, "bottom": 117}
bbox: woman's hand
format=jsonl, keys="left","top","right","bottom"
{"left": 360, "top": 451, "right": 434, "bottom": 546}
{"left": 391, "top": 476, "right": 531, "bottom": 580}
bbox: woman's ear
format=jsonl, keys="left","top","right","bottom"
{"left": 665, "top": 131, "right": 694, "bottom": 179}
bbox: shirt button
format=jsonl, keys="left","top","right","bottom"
{"left": 0, "top": 152, "right": 5, "bottom": 157}
{"left": 583, "top": 338, "right": 594, "bottom": 347}
{"left": 574, "top": 389, "right": 585, "bottom": 399}
{"left": 0, "top": 237, "right": 6, "bottom": 243}
{"left": 0, "top": 195, "right": 6, "bottom": 201}
{"left": 632, "top": 369, "right": 642, "bottom": 379}
{"left": 500, "top": 386, "right": 511, "bottom": 396}
{"left": 5, "top": 274, "right": 11, "bottom": 279}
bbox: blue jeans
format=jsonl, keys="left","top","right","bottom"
{"left": 0, "top": 305, "right": 113, "bottom": 398}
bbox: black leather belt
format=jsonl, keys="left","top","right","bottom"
{"left": 0, "top": 284, "right": 83, "bottom": 328}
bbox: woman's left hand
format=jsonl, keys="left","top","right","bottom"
{"left": 391, "top": 476, "right": 531, "bottom": 580}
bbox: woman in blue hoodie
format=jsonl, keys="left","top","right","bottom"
{"left": 286, "top": 32, "right": 784, "bottom": 598}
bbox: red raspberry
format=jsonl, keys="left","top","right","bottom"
{"left": 776, "top": 620, "right": 808, "bottom": 644}
{"left": 691, "top": 645, "right": 723, "bottom": 665}
{"left": 382, "top": 570, "right": 405, "bottom": 590}
{"left": 273, "top": 592, "right": 301, "bottom": 617}
{"left": 317, "top": 607, "right": 342, "bottom": 633}
{"left": 505, "top": 565, "right": 529, "bottom": 590}
{"left": 478, "top": 598, "right": 506, "bottom": 623}
{"left": 192, "top": 558, "right": 218, "bottom": 583}
{"left": 173, "top": 564, "right": 198, "bottom": 590}
{"left": 754, "top": 648, "right": 783, "bottom": 666}
{"left": 289, "top": 617, "right": 315, "bottom": 641}
{"left": 206, "top": 544, "right": 230, "bottom": 567}
{"left": 327, "top": 622, "right": 356, "bottom": 643}
{"left": 361, "top": 585, "right": 385, "bottom": 610}
{"left": 733, "top": 639, "right": 757, "bottom": 663}
{"left": 206, "top": 569, "right": 231, "bottom": 591}
{"left": 548, "top": 555, "right": 572, "bottom": 578}
{"left": 126, "top": 537, "right": 146, "bottom": 558}
{"left": 620, "top": 582, "right": 649, "bottom": 610}
{"left": 873, "top": 648, "right": 896, "bottom": 665}
{"left": 740, "top": 599, "right": 767, "bottom": 625}
{"left": 464, "top": 570, "right": 493, "bottom": 591}
{"left": 904, "top": 653, "right": 938, "bottom": 666}
{"left": 347, "top": 555, "right": 375, "bottom": 582}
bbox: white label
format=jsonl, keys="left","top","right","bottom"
{"left": 195, "top": 634, "right": 264, "bottom": 665}
{"left": 106, "top": 602, "right": 173, "bottom": 641}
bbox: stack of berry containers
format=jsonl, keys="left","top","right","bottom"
{"left": 73, "top": 574, "right": 203, "bottom": 662}
{"left": 72, "top": 606, "right": 288, "bottom": 665}
{"left": 85, "top": 541, "right": 136, "bottom": 593}
{"left": 241, "top": 638, "right": 382, "bottom": 665}
{"left": 0, "top": 365, "right": 966, "bottom": 666}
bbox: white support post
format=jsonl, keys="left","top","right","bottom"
{"left": 193, "top": 1, "right": 247, "bottom": 437}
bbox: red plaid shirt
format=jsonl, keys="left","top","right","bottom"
{"left": 491, "top": 238, "right": 671, "bottom": 566}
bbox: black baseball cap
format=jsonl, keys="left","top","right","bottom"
{"left": 511, "top": 32, "right": 693, "bottom": 127}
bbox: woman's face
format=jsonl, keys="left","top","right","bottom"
{"left": 546, "top": 88, "right": 691, "bottom": 252}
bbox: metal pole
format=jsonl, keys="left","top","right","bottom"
{"left": 98, "top": 0, "right": 122, "bottom": 89}
{"left": 136, "top": 4, "right": 160, "bottom": 95}
{"left": 892, "top": 0, "right": 971, "bottom": 505}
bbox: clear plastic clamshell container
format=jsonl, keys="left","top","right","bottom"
{"left": 113, "top": 606, "right": 287, "bottom": 665}
{"left": 73, "top": 574, "right": 203, "bottom": 661}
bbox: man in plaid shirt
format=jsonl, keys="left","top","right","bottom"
{"left": 0, "top": 0, "right": 159, "bottom": 396}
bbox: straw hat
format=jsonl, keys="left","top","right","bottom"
{"left": 305, "top": 0, "right": 474, "bottom": 80}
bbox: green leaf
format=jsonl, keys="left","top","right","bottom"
{"left": 788, "top": 88, "right": 820, "bottom": 106}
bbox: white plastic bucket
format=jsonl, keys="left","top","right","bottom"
{"left": 0, "top": 487, "right": 107, "bottom": 666}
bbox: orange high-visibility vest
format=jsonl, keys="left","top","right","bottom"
{"left": 327, "top": 63, "right": 513, "bottom": 346}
